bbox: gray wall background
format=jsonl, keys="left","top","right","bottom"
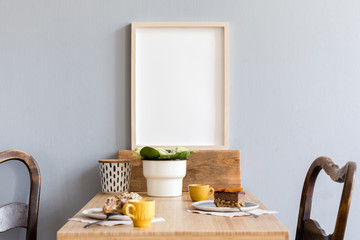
{"left": 1, "top": 0, "right": 359, "bottom": 239}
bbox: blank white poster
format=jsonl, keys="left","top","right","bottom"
{"left": 135, "top": 26, "right": 226, "bottom": 147}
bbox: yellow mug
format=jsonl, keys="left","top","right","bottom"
{"left": 188, "top": 184, "right": 214, "bottom": 202}
{"left": 122, "top": 199, "right": 155, "bottom": 227}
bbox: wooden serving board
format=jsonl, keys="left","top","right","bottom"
{"left": 118, "top": 150, "right": 241, "bottom": 192}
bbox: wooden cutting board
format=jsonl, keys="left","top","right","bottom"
{"left": 118, "top": 150, "right": 241, "bottom": 192}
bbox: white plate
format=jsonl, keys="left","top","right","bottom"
{"left": 191, "top": 200, "right": 260, "bottom": 212}
{"left": 82, "top": 208, "right": 131, "bottom": 220}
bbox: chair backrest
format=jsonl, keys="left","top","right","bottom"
{"left": 0, "top": 150, "right": 41, "bottom": 240}
{"left": 296, "top": 157, "right": 356, "bottom": 240}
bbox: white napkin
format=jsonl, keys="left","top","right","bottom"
{"left": 187, "top": 208, "right": 278, "bottom": 218}
{"left": 69, "top": 216, "right": 165, "bottom": 226}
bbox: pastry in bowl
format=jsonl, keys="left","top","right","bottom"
{"left": 214, "top": 187, "right": 245, "bottom": 207}
{"left": 103, "top": 192, "right": 142, "bottom": 214}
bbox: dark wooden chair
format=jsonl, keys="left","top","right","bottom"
{"left": 0, "top": 150, "right": 41, "bottom": 240}
{"left": 296, "top": 157, "right": 356, "bottom": 240}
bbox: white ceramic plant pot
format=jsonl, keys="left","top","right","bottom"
{"left": 142, "top": 159, "right": 187, "bottom": 197}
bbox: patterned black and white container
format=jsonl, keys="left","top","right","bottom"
{"left": 99, "top": 159, "right": 132, "bottom": 193}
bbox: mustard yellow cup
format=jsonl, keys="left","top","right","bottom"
{"left": 122, "top": 199, "right": 155, "bottom": 227}
{"left": 188, "top": 184, "right": 214, "bottom": 202}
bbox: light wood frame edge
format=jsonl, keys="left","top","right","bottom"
{"left": 131, "top": 23, "right": 137, "bottom": 149}
{"left": 131, "top": 22, "right": 229, "bottom": 150}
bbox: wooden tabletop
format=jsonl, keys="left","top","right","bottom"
{"left": 57, "top": 191, "right": 289, "bottom": 240}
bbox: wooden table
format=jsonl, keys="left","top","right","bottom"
{"left": 57, "top": 191, "right": 289, "bottom": 240}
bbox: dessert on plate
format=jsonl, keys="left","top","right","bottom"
{"left": 103, "top": 192, "right": 142, "bottom": 214}
{"left": 214, "top": 187, "right": 245, "bottom": 207}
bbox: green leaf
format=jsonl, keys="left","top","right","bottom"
{"left": 175, "top": 147, "right": 190, "bottom": 153}
{"left": 158, "top": 153, "right": 177, "bottom": 159}
{"left": 133, "top": 147, "right": 144, "bottom": 159}
{"left": 157, "top": 148, "right": 173, "bottom": 157}
{"left": 135, "top": 146, "right": 195, "bottom": 160}
{"left": 157, "top": 151, "right": 190, "bottom": 160}
{"left": 140, "top": 147, "right": 160, "bottom": 159}
{"left": 176, "top": 151, "right": 190, "bottom": 159}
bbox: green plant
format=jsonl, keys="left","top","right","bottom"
{"left": 133, "top": 146, "right": 195, "bottom": 160}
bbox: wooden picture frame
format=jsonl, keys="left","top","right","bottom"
{"left": 131, "top": 22, "right": 229, "bottom": 150}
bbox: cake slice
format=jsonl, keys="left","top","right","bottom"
{"left": 214, "top": 187, "right": 246, "bottom": 207}
{"left": 103, "top": 192, "right": 142, "bottom": 214}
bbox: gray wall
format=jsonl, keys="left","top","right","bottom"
{"left": 1, "top": 0, "right": 359, "bottom": 239}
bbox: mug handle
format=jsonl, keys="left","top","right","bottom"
{"left": 208, "top": 187, "right": 214, "bottom": 198}
{"left": 123, "top": 203, "right": 136, "bottom": 219}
